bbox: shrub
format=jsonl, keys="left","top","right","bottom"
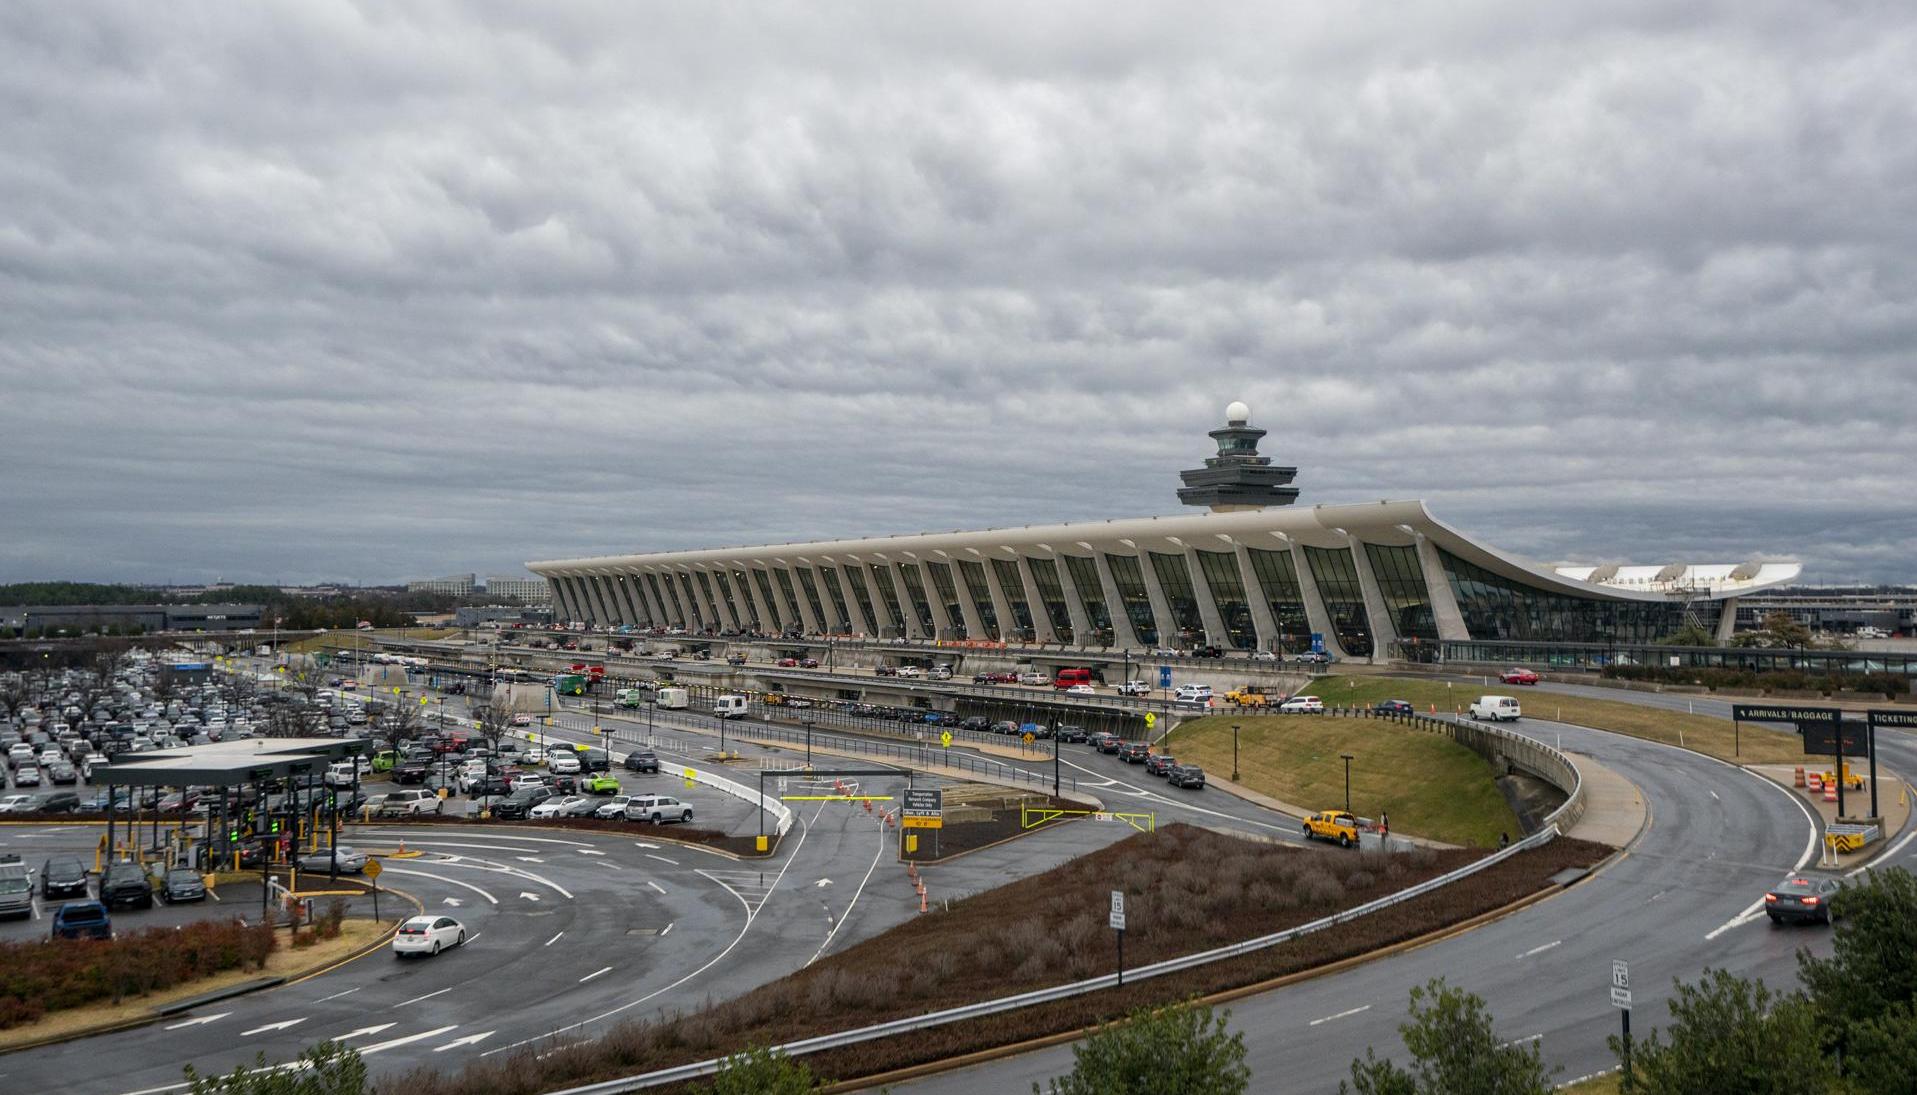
{"left": 0, "top": 918, "right": 275, "bottom": 1027}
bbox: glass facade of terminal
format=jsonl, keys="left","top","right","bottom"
{"left": 866, "top": 564, "right": 906, "bottom": 633}
{"left": 817, "top": 567, "right": 852, "bottom": 633}
{"left": 898, "top": 564, "right": 937, "bottom": 635}
{"left": 1063, "top": 554, "right": 1114, "bottom": 645}
{"left": 1244, "top": 548, "right": 1312, "bottom": 652}
{"left": 925, "top": 562, "right": 965, "bottom": 635}
{"left": 691, "top": 573, "right": 718, "bottom": 625}
{"left": 991, "top": 558, "right": 1036, "bottom": 639}
{"left": 773, "top": 568, "right": 804, "bottom": 628}
{"left": 1303, "top": 546, "right": 1374, "bottom": 657}
{"left": 957, "top": 560, "right": 1000, "bottom": 639}
{"left": 795, "top": 568, "right": 831, "bottom": 631}
{"left": 1104, "top": 554, "right": 1159, "bottom": 646}
{"left": 1195, "top": 550, "right": 1257, "bottom": 649}
{"left": 1026, "top": 556, "right": 1075, "bottom": 643}
{"left": 718, "top": 571, "right": 753, "bottom": 628}
{"left": 1438, "top": 548, "right": 1716, "bottom": 644}
{"left": 839, "top": 566, "right": 877, "bottom": 634}
{"left": 1364, "top": 543, "right": 1439, "bottom": 643}
{"left": 1148, "top": 552, "right": 1205, "bottom": 645}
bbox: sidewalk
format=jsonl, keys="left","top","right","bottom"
{"left": 1562, "top": 752, "right": 1648, "bottom": 849}
{"left": 1749, "top": 763, "right": 1911, "bottom": 863}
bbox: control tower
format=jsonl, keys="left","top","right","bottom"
{"left": 1176, "top": 400, "right": 1301, "bottom": 512}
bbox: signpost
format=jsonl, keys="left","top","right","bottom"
{"left": 1611, "top": 959, "right": 1632, "bottom": 1077}
{"left": 1732, "top": 704, "right": 1855, "bottom": 814}
{"left": 901, "top": 788, "right": 943, "bottom": 830}
{"left": 1158, "top": 666, "right": 1172, "bottom": 688}
{"left": 364, "top": 858, "right": 383, "bottom": 921}
{"left": 1865, "top": 709, "right": 1916, "bottom": 820}
{"left": 1110, "top": 890, "right": 1127, "bottom": 985}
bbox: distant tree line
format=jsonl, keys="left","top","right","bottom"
{"left": 0, "top": 581, "right": 457, "bottom": 634}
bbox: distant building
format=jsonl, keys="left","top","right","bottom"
{"left": 483, "top": 576, "right": 551, "bottom": 604}
{"left": 456, "top": 604, "right": 553, "bottom": 627}
{"left": 407, "top": 573, "right": 477, "bottom": 597}
{"left": 0, "top": 604, "right": 265, "bottom": 635}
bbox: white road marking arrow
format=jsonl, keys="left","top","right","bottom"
{"left": 242, "top": 1018, "right": 307, "bottom": 1036}
{"left": 515, "top": 856, "right": 544, "bottom": 864}
{"left": 576, "top": 849, "right": 605, "bottom": 856}
{"left": 336, "top": 1022, "right": 397, "bottom": 1040}
{"left": 813, "top": 878, "right": 833, "bottom": 888}
{"left": 434, "top": 1030, "right": 495, "bottom": 1052}
{"left": 442, "top": 898, "right": 463, "bottom": 907}
{"left": 164, "top": 1012, "right": 230, "bottom": 1030}
{"left": 519, "top": 892, "right": 542, "bottom": 901}
{"left": 360, "top": 1025, "right": 459, "bottom": 1055}
{"left": 634, "top": 842, "right": 659, "bottom": 849}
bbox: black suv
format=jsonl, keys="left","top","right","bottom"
{"left": 1118, "top": 741, "right": 1150, "bottom": 764}
{"left": 40, "top": 855, "right": 89, "bottom": 899}
{"left": 623, "top": 750, "right": 660, "bottom": 773}
{"left": 99, "top": 863, "right": 154, "bottom": 910}
{"left": 1055, "top": 725, "right": 1088, "bottom": 744}
{"left": 1372, "top": 700, "right": 1416, "bottom": 717}
{"left": 957, "top": 716, "right": 990, "bottom": 733}
{"left": 1144, "top": 754, "right": 1177, "bottom": 777}
{"left": 1095, "top": 734, "right": 1125, "bottom": 755}
{"left": 393, "top": 761, "right": 432, "bottom": 785}
{"left": 490, "top": 787, "right": 554, "bottom": 820}
{"left": 1167, "top": 764, "right": 1206, "bottom": 790}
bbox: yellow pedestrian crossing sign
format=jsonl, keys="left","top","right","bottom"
{"left": 1143, "top": 712, "right": 1156, "bottom": 728}
{"left": 940, "top": 731, "right": 952, "bottom": 748}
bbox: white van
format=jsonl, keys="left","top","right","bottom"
{"left": 713, "top": 694, "right": 749, "bottom": 719}
{"left": 655, "top": 687, "right": 689, "bottom": 710}
{"left": 1469, "top": 695, "right": 1522, "bottom": 722}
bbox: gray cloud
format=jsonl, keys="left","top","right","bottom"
{"left": 1, "top": 1, "right": 1912, "bottom": 586}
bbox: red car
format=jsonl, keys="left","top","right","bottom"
{"left": 1499, "top": 668, "right": 1540, "bottom": 685}
{"left": 777, "top": 658, "right": 799, "bottom": 668}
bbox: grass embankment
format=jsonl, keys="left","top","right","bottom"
{"left": 1163, "top": 715, "right": 1521, "bottom": 848}
{"left": 388, "top": 824, "right": 1612, "bottom": 1095}
{"left": 1308, "top": 676, "right": 1822, "bottom": 767}
{"left": 0, "top": 920, "right": 387, "bottom": 1050}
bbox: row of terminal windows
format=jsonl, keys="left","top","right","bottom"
{"left": 554, "top": 543, "right": 1716, "bottom": 652}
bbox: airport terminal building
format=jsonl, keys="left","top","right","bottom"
{"left": 527, "top": 404, "right": 1799, "bottom": 664}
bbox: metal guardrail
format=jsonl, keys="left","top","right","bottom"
{"left": 543, "top": 822, "right": 1562, "bottom": 1094}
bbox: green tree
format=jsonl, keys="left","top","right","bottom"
{"left": 1345, "top": 979, "right": 1554, "bottom": 1095}
{"left": 1659, "top": 622, "right": 1718, "bottom": 647}
{"left": 184, "top": 1040, "right": 367, "bottom": 1094}
{"left": 1842, "top": 1002, "right": 1917, "bottom": 1093}
{"left": 1799, "top": 867, "right": 1917, "bottom": 1063}
{"left": 701, "top": 1045, "right": 819, "bottom": 1094}
{"left": 1039, "top": 999, "right": 1249, "bottom": 1095}
{"left": 1610, "top": 968, "right": 1830, "bottom": 1094}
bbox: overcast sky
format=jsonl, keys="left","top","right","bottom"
{"left": 2, "top": 2, "right": 1912, "bottom": 588}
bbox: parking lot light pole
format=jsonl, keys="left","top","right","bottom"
{"left": 805, "top": 720, "right": 814, "bottom": 767}
{"left": 1232, "top": 723, "right": 1241, "bottom": 783}
{"left": 1340, "top": 753, "right": 1354, "bottom": 813}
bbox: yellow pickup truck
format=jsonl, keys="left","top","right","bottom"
{"left": 1302, "top": 810, "right": 1364, "bottom": 848}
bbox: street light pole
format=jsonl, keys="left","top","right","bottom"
{"left": 1232, "top": 723, "right": 1241, "bottom": 783}
{"left": 805, "top": 720, "right": 814, "bottom": 767}
{"left": 1340, "top": 753, "right": 1354, "bottom": 813}
{"left": 1052, "top": 717, "right": 1060, "bottom": 797}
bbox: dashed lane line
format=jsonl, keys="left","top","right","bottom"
{"left": 1308, "top": 1005, "right": 1371, "bottom": 1026}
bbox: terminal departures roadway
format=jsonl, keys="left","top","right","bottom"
{"left": 880, "top": 714, "right": 1849, "bottom": 1093}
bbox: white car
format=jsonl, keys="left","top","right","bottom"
{"left": 530, "top": 795, "right": 587, "bottom": 819}
{"left": 1065, "top": 684, "right": 1097, "bottom": 695}
{"left": 895, "top": 666, "right": 923, "bottom": 679}
{"left": 1277, "top": 695, "right": 1325, "bottom": 714}
{"left": 1251, "top": 650, "right": 1279, "bottom": 662}
{"left": 595, "top": 795, "right": 636, "bottom": 819}
{"left": 523, "top": 746, "right": 546, "bottom": 766}
{"left": 392, "top": 915, "right": 466, "bottom": 958}
{"left": 1172, "top": 684, "right": 1213, "bottom": 703}
{"left": 509, "top": 773, "right": 551, "bottom": 792}
{"left": 0, "top": 794, "right": 37, "bottom": 814}
{"left": 548, "top": 753, "right": 581, "bottom": 775}
{"left": 512, "top": 713, "right": 532, "bottom": 726}
{"left": 1017, "top": 672, "right": 1050, "bottom": 685}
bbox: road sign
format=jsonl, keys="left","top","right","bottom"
{"left": 1310, "top": 632, "right": 1325, "bottom": 654}
{"left": 1022, "top": 732, "right": 1035, "bottom": 744}
{"left": 1143, "top": 712, "right": 1156, "bottom": 728}
{"left": 1158, "top": 666, "right": 1172, "bottom": 687}
{"left": 363, "top": 859, "right": 383, "bottom": 881}
{"left": 1611, "top": 959, "right": 1631, "bottom": 1009}
{"left": 902, "top": 788, "right": 943, "bottom": 829}
{"left": 940, "top": 731, "right": 952, "bottom": 748}
{"left": 1611, "top": 986, "right": 1633, "bottom": 1009}
{"left": 1109, "top": 890, "right": 1126, "bottom": 931}
{"left": 684, "top": 768, "right": 696, "bottom": 789}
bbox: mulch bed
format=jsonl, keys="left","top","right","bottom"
{"left": 382, "top": 825, "right": 1610, "bottom": 1095}
{"left": 901, "top": 796, "right": 1082, "bottom": 862}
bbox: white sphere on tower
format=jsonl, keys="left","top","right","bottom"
{"left": 1225, "top": 400, "right": 1251, "bottom": 425}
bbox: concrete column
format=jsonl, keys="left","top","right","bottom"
{"left": 1346, "top": 535, "right": 1399, "bottom": 664}
{"left": 552, "top": 577, "right": 581, "bottom": 625}
{"left": 1091, "top": 550, "right": 1143, "bottom": 651}
{"left": 1054, "top": 555, "right": 1095, "bottom": 647}
{"left": 1715, "top": 597, "right": 1741, "bottom": 643}
{"left": 699, "top": 569, "right": 738, "bottom": 633}
{"left": 612, "top": 575, "right": 643, "bottom": 626}
{"left": 684, "top": 571, "right": 722, "bottom": 632}
{"left": 776, "top": 567, "right": 822, "bottom": 636}
{"left": 1290, "top": 545, "right": 1352, "bottom": 661}
{"left": 601, "top": 575, "right": 632, "bottom": 626}
{"left": 581, "top": 576, "right": 612, "bottom": 627}
{"left": 635, "top": 572, "right": 668, "bottom": 626}
{"left": 717, "top": 571, "right": 752, "bottom": 631}
{"left": 1184, "top": 547, "right": 1231, "bottom": 648}
{"left": 858, "top": 563, "right": 898, "bottom": 639}
{"left": 1232, "top": 543, "right": 1279, "bottom": 652}
{"left": 1015, "top": 556, "right": 1059, "bottom": 644}
{"left": 1415, "top": 536, "right": 1470, "bottom": 642}
{"left": 1134, "top": 550, "right": 1181, "bottom": 650}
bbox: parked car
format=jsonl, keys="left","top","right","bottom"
{"left": 1167, "top": 764, "right": 1207, "bottom": 790}
{"left": 1055, "top": 725, "right": 1089, "bottom": 744}
{"left": 155, "top": 867, "right": 207, "bottom": 903}
{"left": 376, "top": 790, "right": 444, "bottom": 818}
{"left": 583, "top": 774, "right": 620, "bottom": 795}
{"left": 50, "top": 900, "right": 113, "bottom": 940}
{"left": 1469, "top": 695, "right": 1523, "bottom": 722}
{"left": 1372, "top": 700, "right": 1416, "bottom": 717}
{"left": 40, "top": 855, "right": 90, "bottom": 899}
{"left": 491, "top": 787, "right": 553, "bottom": 819}
{"left": 99, "top": 862, "right": 154, "bottom": 909}
{"left": 623, "top": 750, "right": 661, "bottom": 773}
{"left": 0, "top": 856, "right": 32, "bottom": 918}
{"left": 393, "top": 761, "right": 433, "bottom": 785}
{"left": 34, "top": 791, "right": 82, "bottom": 813}
{"left": 0, "top": 793, "right": 37, "bottom": 814}
{"left": 1500, "top": 668, "right": 1541, "bottom": 686}
{"left": 1303, "top": 811, "right": 1364, "bottom": 848}
{"left": 1172, "top": 684, "right": 1213, "bottom": 704}
{"left": 392, "top": 914, "right": 467, "bottom": 958}
{"left": 296, "top": 846, "right": 368, "bottom": 874}
{"left": 530, "top": 795, "right": 590, "bottom": 819}
{"left": 1277, "top": 695, "right": 1325, "bottom": 714}
{"left": 595, "top": 795, "right": 637, "bottom": 819}
{"left": 1766, "top": 876, "right": 1842, "bottom": 926}
{"left": 624, "top": 795, "right": 694, "bottom": 824}
{"left": 1064, "top": 684, "right": 1097, "bottom": 695}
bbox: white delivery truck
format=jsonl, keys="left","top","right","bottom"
{"left": 713, "top": 694, "right": 749, "bottom": 719}
{"left": 655, "top": 687, "right": 689, "bottom": 710}
{"left": 616, "top": 687, "right": 648, "bottom": 708}
{"left": 1469, "top": 695, "right": 1523, "bottom": 722}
